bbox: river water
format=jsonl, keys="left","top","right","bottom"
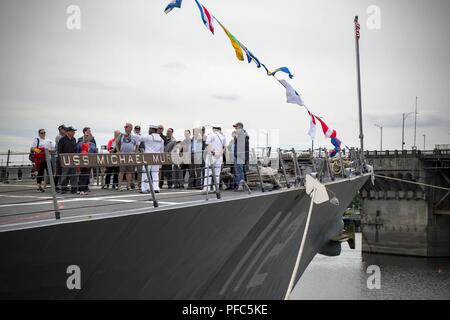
{"left": 291, "top": 233, "right": 450, "bottom": 300}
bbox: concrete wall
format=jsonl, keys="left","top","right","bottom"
{"left": 362, "top": 198, "right": 429, "bottom": 256}
{"left": 427, "top": 213, "right": 450, "bottom": 257}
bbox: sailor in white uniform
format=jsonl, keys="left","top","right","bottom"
{"left": 203, "top": 125, "right": 227, "bottom": 192}
{"left": 141, "top": 124, "right": 165, "bottom": 193}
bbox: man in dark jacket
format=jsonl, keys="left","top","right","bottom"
{"left": 54, "top": 124, "right": 67, "bottom": 189}
{"left": 157, "top": 125, "right": 168, "bottom": 145}
{"left": 157, "top": 124, "right": 168, "bottom": 187}
{"left": 160, "top": 128, "right": 176, "bottom": 188}
{"left": 233, "top": 122, "right": 250, "bottom": 190}
{"left": 58, "top": 126, "right": 78, "bottom": 194}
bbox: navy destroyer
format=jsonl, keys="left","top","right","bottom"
{"left": 0, "top": 148, "right": 370, "bottom": 299}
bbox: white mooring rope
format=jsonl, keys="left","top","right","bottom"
{"left": 373, "top": 174, "right": 450, "bottom": 191}
{"left": 284, "top": 187, "right": 316, "bottom": 300}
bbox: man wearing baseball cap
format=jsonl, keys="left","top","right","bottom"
{"left": 55, "top": 125, "right": 67, "bottom": 147}
{"left": 58, "top": 126, "right": 78, "bottom": 194}
{"left": 54, "top": 124, "right": 67, "bottom": 188}
{"left": 232, "top": 122, "right": 250, "bottom": 191}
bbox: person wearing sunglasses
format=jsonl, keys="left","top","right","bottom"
{"left": 30, "top": 129, "right": 55, "bottom": 192}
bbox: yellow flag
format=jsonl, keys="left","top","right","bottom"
{"left": 218, "top": 22, "right": 244, "bottom": 61}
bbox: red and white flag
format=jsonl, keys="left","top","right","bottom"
{"left": 314, "top": 115, "right": 337, "bottom": 139}
{"left": 195, "top": 0, "right": 214, "bottom": 34}
{"left": 308, "top": 111, "right": 317, "bottom": 140}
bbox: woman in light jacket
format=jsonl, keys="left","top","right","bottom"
{"left": 76, "top": 135, "right": 97, "bottom": 195}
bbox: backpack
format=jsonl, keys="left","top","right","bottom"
{"left": 28, "top": 138, "right": 39, "bottom": 162}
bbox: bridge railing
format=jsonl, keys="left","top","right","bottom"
{"left": 365, "top": 149, "right": 450, "bottom": 157}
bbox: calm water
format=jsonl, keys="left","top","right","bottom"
{"left": 291, "top": 233, "right": 450, "bottom": 300}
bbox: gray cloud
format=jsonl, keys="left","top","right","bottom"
{"left": 212, "top": 94, "right": 241, "bottom": 101}
{"left": 163, "top": 62, "right": 187, "bottom": 70}
{"left": 50, "top": 78, "right": 132, "bottom": 91}
{"left": 367, "top": 113, "right": 450, "bottom": 128}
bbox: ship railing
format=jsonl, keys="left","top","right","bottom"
{"left": 0, "top": 147, "right": 365, "bottom": 222}
{"left": 277, "top": 147, "right": 364, "bottom": 184}
{"left": 0, "top": 149, "right": 364, "bottom": 189}
{"left": 0, "top": 150, "right": 258, "bottom": 221}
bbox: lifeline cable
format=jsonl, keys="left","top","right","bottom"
{"left": 373, "top": 174, "right": 450, "bottom": 191}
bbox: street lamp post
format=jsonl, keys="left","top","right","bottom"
{"left": 413, "top": 96, "right": 418, "bottom": 149}
{"left": 374, "top": 124, "right": 383, "bottom": 152}
{"left": 423, "top": 134, "right": 426, "bottom": 150}
{"left": 402, "top": 112, "right": 414, "bottom": 152}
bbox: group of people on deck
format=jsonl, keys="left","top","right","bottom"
{"left": 30, "top": 122, "right": 250, "bottom": 195}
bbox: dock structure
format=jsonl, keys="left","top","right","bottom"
{"left": 360, "top": 148, "right": 450, "bottom": 257}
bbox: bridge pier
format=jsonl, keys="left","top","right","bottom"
{"left": 360, "top": 148, "right": 450, "bottom": 257}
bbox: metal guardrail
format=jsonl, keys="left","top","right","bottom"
{"left": 0, "top": 148, "right": 365, "bottom": 221}
{"left": 365, "top": 149, "right": 450, "bottom": 157}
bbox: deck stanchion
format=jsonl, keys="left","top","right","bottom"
{"left": 338, "top": 150, "right": 346, "bottom": 178}
{"left": 205, "top": 162, "right": 210, "bottom": 201}
{"left": 144, "top": 165, "right": 159, "bottom": 208}
{"left": 316, "top": 150, "right": 326, "bottom": 182}
{"left": 291, "top": 148, "right": 303, "bottom": 187}
{"left": 324, "top": 151, "right": 334, "bottom": 182}
{"left": 4, "top": 149, "right": 11, "bottom": 184}
{"left": 310, "top": 149, "right": 317, "bottom": 173}
{"left": 278, "top": 149, "right": 290, "bottom": 188}
{"left": 291, "top": 149, "right": 299, "bottom": 186}
{"left": 45, "top": 149, "right": 60, "bottom": 219}
{"left": 252, "top": 149, "right": 265, "bottom": 192}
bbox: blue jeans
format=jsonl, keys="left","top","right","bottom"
{"left": 78, "top": 168, "right": 90, "bottom": 192}
{"left": 234, "top": 164, "right": 245, "bottom": 188}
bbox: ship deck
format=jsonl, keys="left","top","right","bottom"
{"left": 0, "top": 182, "right": 273, "bottom": 228}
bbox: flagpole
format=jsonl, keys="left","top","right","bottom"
{"left": 354, "top": 16, "right": 365, "bottom": 160}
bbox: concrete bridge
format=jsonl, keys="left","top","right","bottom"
{"left": 360, "top": 148, "right": 450, "bottom": 257}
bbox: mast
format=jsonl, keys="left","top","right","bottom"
{"left": 354, "top": 16, "right": 364, "bottom": 159}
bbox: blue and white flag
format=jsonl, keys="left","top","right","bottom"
{"left": 279, "top": 79, "right": 305, "bottom": 106}
{"left": 242, "top": 46, "right": 262, "bottom": 68}
{"left": 268, "top": 67, "right": 294, "bottom": 79}
{"left": 164, "top": 0, "right": 182, "bottom": 14}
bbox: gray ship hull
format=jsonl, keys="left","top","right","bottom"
{"left": 0, "top": 174, "right": 369, "bottom": 299}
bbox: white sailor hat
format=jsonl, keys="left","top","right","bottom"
{"left": 211, "top": 124, "right": 222, "bottom": 130}
{"left": 149, "top": 124, "right": 158, "bottom": 129}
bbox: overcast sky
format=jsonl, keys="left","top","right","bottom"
{"left": 0, "top": 0, "right": 449, "bottom": 153}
